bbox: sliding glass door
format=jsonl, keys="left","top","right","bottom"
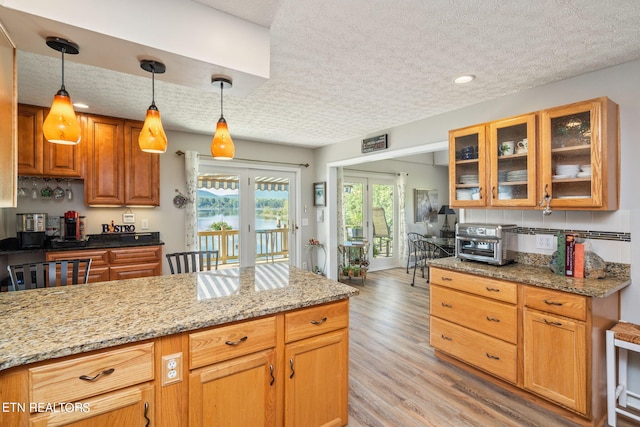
{"left": 197, "top": 164, "right": 297, "bottom": 268}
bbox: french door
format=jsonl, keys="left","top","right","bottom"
{"left": 197, "top": 164, "right": 298, "bottom": 268}
{"left": 343, "top": 175, "right": 396, "bottom": 271}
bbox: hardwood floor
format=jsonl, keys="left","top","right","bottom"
{"left": 345, "top": 267, "right": 636, "bottom": 427}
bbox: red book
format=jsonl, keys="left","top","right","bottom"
{"left": 574, "top": 243, "right": 585, "bottom": 278}
{"left": 565, "top": 234, "right": 575, "bottom": 277}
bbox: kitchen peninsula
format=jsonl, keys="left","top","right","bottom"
{"left": 0, "top": 264, "right": 358, "bottom": 427}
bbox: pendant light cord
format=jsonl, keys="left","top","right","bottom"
{"left": 220, "top": 81, "right": 224, "bottom": 119}
{"left": 151, "top": 65, "right": 156, "bottom": 106}
{"left": 60, "top": 47, "right": 66, "bottom": 91}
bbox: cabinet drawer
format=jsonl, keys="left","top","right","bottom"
{"left": 109, "top": 246, "right": 162, "bottom": 265}
{"left": 189, "top": 316, "right": 277, "bottom": 369}
{"left": 524, "top": 286, "right": 587, "bottom": 321}
{"left": 430, "top": 267, "right": 517, "bottom": 304}
{"left": 430, "top": 317, "right": 517, "bottom": 384}
{"left": 46, "top": 249, "right": 109, "bottom": 268}
{"left": 431, "top": 285, "right": 517, "bottom": 344}
{"left": 285, "top": 300, "right": 349, "bottom": 343}
{"left": 29, "top": 342, "right": 154, "bottom": 406}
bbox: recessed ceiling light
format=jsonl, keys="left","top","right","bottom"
{"left": 454, "top": 75, "right": 475, "bottom": 84}
{"left": 73, "top": 102, "right": 89, "bottom": 109}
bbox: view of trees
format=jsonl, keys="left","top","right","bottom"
{"left": 343, "top": 181, "right": 393, "bottom": 237}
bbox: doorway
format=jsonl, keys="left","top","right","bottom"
{"left": 197, "top": 164, "right": 298, "bottom": 268}
{"left": 342, "top": 174, "right": 396, "bottom": 271}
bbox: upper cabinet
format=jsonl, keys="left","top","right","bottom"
{"left": 17, "top": 104, "right": 84, "bottom": 178}
{"left": 539, "top": 97, "right": 618, "bottom": 210}
{"left": 84, "top": 114, "right": 160, "bottom": 206}
{"left": 449, "top": 97, "right": 619, "bottom": 211}
{"left": 0, "top": 23, "right": 17, "bottom": 208}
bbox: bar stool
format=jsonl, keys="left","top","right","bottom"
{"left": 606, "top": 321, "right": 640, "bottom": 426}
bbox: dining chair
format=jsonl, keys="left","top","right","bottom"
{"left": 411, "top": 240, "right": 454, "bottom": 286}
{"left": 406, "top": 232, "right": 425, "bottom": 273}
{"left": 7, "top": 259, "right": 92, "bottom": 291}
{"left": 166, "top": 250, "right": 219, "bottom": 274}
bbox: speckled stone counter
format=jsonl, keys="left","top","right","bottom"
{"left": 0, "top": 264, "right": 358, "bottom": 371}
{"left": 428, "top": 257, "right": 630, "bottom": 298}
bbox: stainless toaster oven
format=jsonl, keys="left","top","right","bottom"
{"left": 455, "top": 223, "right": 517, "bottom": 265}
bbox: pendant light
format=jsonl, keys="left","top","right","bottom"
{"left": 42, "top": 37, "right": 81, "bottom": 145}
{"left": 139, "top": 60, "right": 168, "bottom": 153}
{"left": 210, "top": 76, "right": 235, "bottom": 159}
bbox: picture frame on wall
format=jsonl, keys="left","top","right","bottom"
{"left": 314, "top": 182, "right": 326, "bottom": 207}
{"left": 414, "top": 189, "right": 439, "bottom": 223}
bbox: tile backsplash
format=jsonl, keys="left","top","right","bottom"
{"left": 463, "top": 209, "right": 631, "bottom": 264}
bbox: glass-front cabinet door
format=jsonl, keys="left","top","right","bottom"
{"left": 488, "top": 114, "right": 537, "bottom": 207}
{"left": 449, "top": 125, "right": 486, "bottom": 207}
{"left": 539, "top": 97, "right": 619, "bottom": 210}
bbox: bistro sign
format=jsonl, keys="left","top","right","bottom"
{"left": 361, "top": 134, "right": 388, "bottom": 153}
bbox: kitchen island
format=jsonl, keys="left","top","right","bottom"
{"left": 427, "top": 257, "right": 630, "bottom": 427}
{"left": 0, "top": 264, "right": 358, "bottom": 427}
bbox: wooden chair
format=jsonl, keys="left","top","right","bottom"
{"left": 166, "top": 250, "right": 219, "bottom": 274}
{"left": 7, "top": 259, "right": 92, "bottom": 291}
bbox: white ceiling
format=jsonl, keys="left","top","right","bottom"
{"left": 5, "top": 0, "right": 640, "bottom": 148}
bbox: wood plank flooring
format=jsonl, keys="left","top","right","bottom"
{"left": 345, "top": 267, "right": 636, "bottom": 427}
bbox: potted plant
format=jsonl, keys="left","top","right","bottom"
{"left": 352, "top": 266, "right": 361, "bottom": 277}
{"left": 342, "top": 265, "right": 351, "bottom": 277}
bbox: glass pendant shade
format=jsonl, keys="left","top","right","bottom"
{"left": 139, "top": 105, "right": 168, "bottom": 153}
{"left": 211, "top": 117, "right": 235, "bottom": 159}
{"left": 43, "top": 90, "right": 81, "bottom": 145}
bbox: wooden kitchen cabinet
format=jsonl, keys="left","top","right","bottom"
{"left": 18, "top": 104, "right": 84, "bottom": 178}
{"left": 188, "top": 316, "right": 278, "bottom": 427}
{"left": 46, "top": 245, "right": 162, "bottom": 282}
{"left": 539, "top": 97, "right": 619, "bottom": 210}
{"left": 449, "top": 124, "right": 487, "bottom": 207}
{"left": 0, "top": 24, "right": 17, "bottom": 208}
{"left": 85, "top": 115, "right": 160, "bottom": 206}
{"left": 284, "top": 300, "right": 349, "bottom": 427}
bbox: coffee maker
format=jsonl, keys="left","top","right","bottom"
{"left": 63, "top": 211, "right": 81, "bottom": 240}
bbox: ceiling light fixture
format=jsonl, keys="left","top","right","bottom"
{"left": 210, "top": 76, "right": 235, "bottom": 160}
{"left": 42, "top": 37, "right": 81, "bottom": 145}
{"left": 454, "top": 74, "right": 476, "bottom": 84}
{"left": 139, "top": 60, "right": 168, "bottom": 153}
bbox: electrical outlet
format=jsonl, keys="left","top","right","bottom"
{"left": 162, "top": 353, "right": 182, "bottom": 386}
{"left": 141, "top": 219, "right": 149, "bottom": 230}
{"left": 302, "top": 262, "right": 307, "bottom": 269}
{"left": 535, "top": 234, "right": 555, "bottom": 250}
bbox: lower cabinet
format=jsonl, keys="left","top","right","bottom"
{"left": 46, "top": 245, "right": 162, "bottom": 282}
{"left": 429, "top": 267, "right": 618, "bottom": 424}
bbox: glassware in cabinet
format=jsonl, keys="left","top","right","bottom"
{"left": 488, "top": 114, "right": 537, "bottom": 207}
{"left": 540, "top": 97, "right": 619, "bottom": 210}
{"left": 449, "top": 125, "right": 486, "bottom": 207}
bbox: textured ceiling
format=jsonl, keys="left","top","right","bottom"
{"left": 10, "top": 0, "right": 640, "bottom": 148}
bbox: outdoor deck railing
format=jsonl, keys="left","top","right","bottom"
{"left": 198, "top": 226, "right": 289, "bottom": 265}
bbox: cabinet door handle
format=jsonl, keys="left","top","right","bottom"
{"left": 79, "top": 368, "right": 115, "bottom": 381}
{"left": 289, "top": 358, "right": 295, "bottom": 379}
{"left": 440, "top": 334, "right": 452, "bottom": 341}
{"left": 441, "top": 302, "right": 453, "bottom": 308}
{"left": 270, "top": 364, "right": 275, "bottom": 386}
{"left": 441, "top": 276, "right": 453, "bottom": 281}
{"left": 486, "top": 316, "right": 500, "bottom": 322}
{"left": 478, "top": 187, "right": 483, "bottom": 199}
{"left": 543, "top": 318, "right": 563, "bottom": 327}
{"left": 485, "top": 352, "right": 500, "bottom": 360}
{"left": 310, "top": 317, "right": 327, "bottom": 325}
{"left": 485, "top": 287, "right": 500, "bottom": 292}
{"left": 225, "top": 336, "right": 248, "bottom": 346}
{"left": 543, "top": 299, "right": 563, "bottom": 306}
{"left": 144, "top": 402, "right": 151, "bottom": 427}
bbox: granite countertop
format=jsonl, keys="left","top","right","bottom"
{"left": 428, "top": 257, "right": 631, "bottom": 298}
{"left": 0, "top": 264, "right": 359, "bottom": 372}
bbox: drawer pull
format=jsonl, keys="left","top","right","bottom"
{"left": 441, "top": 302, "right": 453, "bottom": 308}
{"left": 485, "top": 352, "right": 500, "bottom": 360}
{"left": 270, "top": 364, "right": 275, "bottom": 386}
{"left": 485, "top": 287, "right": 500, "bottom": 292}
{"left": 289, "top": 358, "right": 295, "bottom": 379}
{"left": 225, "top": 336, "right": 248, "bottom": 346}
{"left": 441, "top": 276, "right": 453, "bottom": 281}
{"left": 486, "top": 316, "right": 500, "bottom": 322}
{"left": 543, "top": 318, "right": 563, "bottom": 327}
{"left": 543, "top": 299, "right": 563, "bottom": 306}
{"left": 310, "top": 317, "right": 328, "bottom": 325}
{"left": 144, "top": 402, "right": 150, "bottom": 427}
{"left": 79, "top": 368, "right": 115, "bottom": 382}
{"left": 440, "top": 334, "right": 453, "bottom": 341}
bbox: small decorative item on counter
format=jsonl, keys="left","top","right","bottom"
{"left": 308, "top": 238, "right": 320, "bottom": 245}
{"left": 556, "top": 232, "right": 566, "bottom": 275}
{"left": 101, "top": 221, "right": 136, "bottom": 233}
{"left": 565, "top": 234, "right": 576, "bottom": 277}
